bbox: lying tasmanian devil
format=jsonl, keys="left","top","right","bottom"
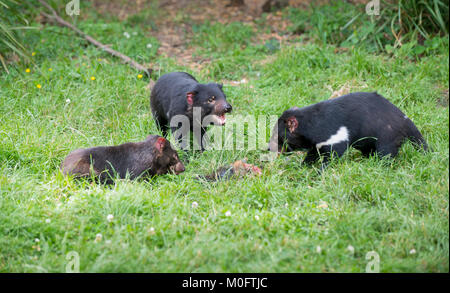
{"left": 269, "top": 92, "right": 428, "bottom": 168}
{"left": 150, "top": 72, "right": 232, "bottom": 151}
{"left": 61, "top": 135, "right": 185, "bottom": 183}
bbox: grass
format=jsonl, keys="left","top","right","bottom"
{"left": 287, "top": 0, "right": 449, "bottom": 53}
{"left": 0, "top": 2, "right": 448, "bottom": 272}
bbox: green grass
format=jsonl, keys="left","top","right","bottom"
{"left": 287, "top": 0, "right": 449, "bottom": 54}
{"left": 0, "top": 3, "right": 448, "bottom": 272}
{"left": 191, "top": 21, "right": 272, "bottom": 80}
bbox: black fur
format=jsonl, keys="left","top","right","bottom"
{"left": 269, "top": 92, "right": 428, "bottom": 168}
{"left": 61, "top": 135, "right": 185, "bottom": 183}
{"left": 150, "top": 72, "right": 232, "bottom": 151}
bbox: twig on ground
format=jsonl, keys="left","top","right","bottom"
{"left": 38, "top": 0, "right": 152, "bottom": 77}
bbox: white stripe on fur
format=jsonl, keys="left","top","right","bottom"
{"left": 316, "top": 126, "right": 349, "bottom": 149}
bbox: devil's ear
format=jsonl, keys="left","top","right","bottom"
{"left": 155, "top": 137, "right": 166, "bottom": 153}
{"left": 216, "top": 83, "right": 223, "bottom": 90}
{"left": 186, "top": 91, "right": 197, "bottom": 105}
{"left": 286, "top": 116, "right": 299, "bottom": 133}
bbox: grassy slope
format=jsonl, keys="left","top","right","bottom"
{"left": 0, "top": 4, "right": 448, "bottom": 272}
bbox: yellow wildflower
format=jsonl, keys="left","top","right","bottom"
{"left": 137, "top": 74, "right": 143, "bottom": 79}
{"left": 25, "top": 68, "right": 30, "bottom": 73}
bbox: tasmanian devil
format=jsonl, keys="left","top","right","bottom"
{"left": 61, "top": 135, "right": 185, "bottom": 183}
{"left": 269, "top": 92, "right": 428, "bottom": 168}
{"left": 150, "top": 72, "right": 232, "bottom": 151}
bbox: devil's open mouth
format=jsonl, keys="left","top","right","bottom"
{"left": 211, "top": 113, "right": 227, "bottom": 126}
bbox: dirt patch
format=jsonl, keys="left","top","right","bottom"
{"left": 153, "top": 0, "right": 299, "bottom": 69}
{"left": 90, "top": 0, "right": 151, "bottom": 21}
{"left": 90, "top": 0, "right": 299, "bottom": 71}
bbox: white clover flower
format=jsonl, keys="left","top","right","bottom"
{"left": 316, "top": 245, "right": 322, "bottom": 253}
{"left": 34, "top": 238, "right": 40, "bottom": 243}
{"left": 284, "top": 203, "right": 289, "bottom": 208}
{"left": 409, "top": 249, "right": 417, "bottom": 255}
{"left": 192, "top": 201, "right": 198, "bottom": 208}
{"left": 95, "top": 233, "right": 102, "bottom": 243}
{"left": 255, "top": 215, "right": 260, "bottom": 221}
{"left": 148, "top": 227, "right": 155, "bottom": 235}
{"left": 45, "top": 219, "right": 51, "bottom": 224}
{"left": 347, "top": 245, "right": 355, "bottom": 254}
{"left": 107, "top": 214, "right": 114, "bottom": 222}
{"left": 225, "top": 211, "right": 231, "bottom": 217}
{"left": 65, "top": 98, "right": 71, "bottom": 104}
{"left": 123, "top": 32, "right": 130, "bottom": 39}
{"left": 146, "top": 43, "right": 153, "bottom": 49}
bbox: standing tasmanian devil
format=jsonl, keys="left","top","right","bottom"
{"left": 269, "top": 92, "right": 428, "bottom": 168}
{"left": 61, "top": 135, "right": 185, "bottom": 183}
{"left": 150, "top": 72, "right": 232, "bottom": 151}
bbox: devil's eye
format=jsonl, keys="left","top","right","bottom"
{"left": 208, "top": 96, "right": 215, "bottom": 103}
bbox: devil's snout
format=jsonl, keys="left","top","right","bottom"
{"left": 175, "top": 162, "right": 185, "bottom": 174}
{"left": 224, "top": 103, "right": 232, "bottom": 113}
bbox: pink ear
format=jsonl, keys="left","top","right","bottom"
{"left": 286, "top": 116, "right": 298, "bottom": 133}
{"left": 186, "top": 92, "right": 195, "bottom": 105}
{"left": 155, "top": 137, "right": 166, "bottom": 152}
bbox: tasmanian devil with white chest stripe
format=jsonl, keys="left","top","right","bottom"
{"left": 269, "top": 92, "right": 428, "bottom": 168}
{"left": 150, "top": 72, "right": 232, "bottom": 151}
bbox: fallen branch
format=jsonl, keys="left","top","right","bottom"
{"left": 38, "top": 0, "right": 152, "bottom": 77}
